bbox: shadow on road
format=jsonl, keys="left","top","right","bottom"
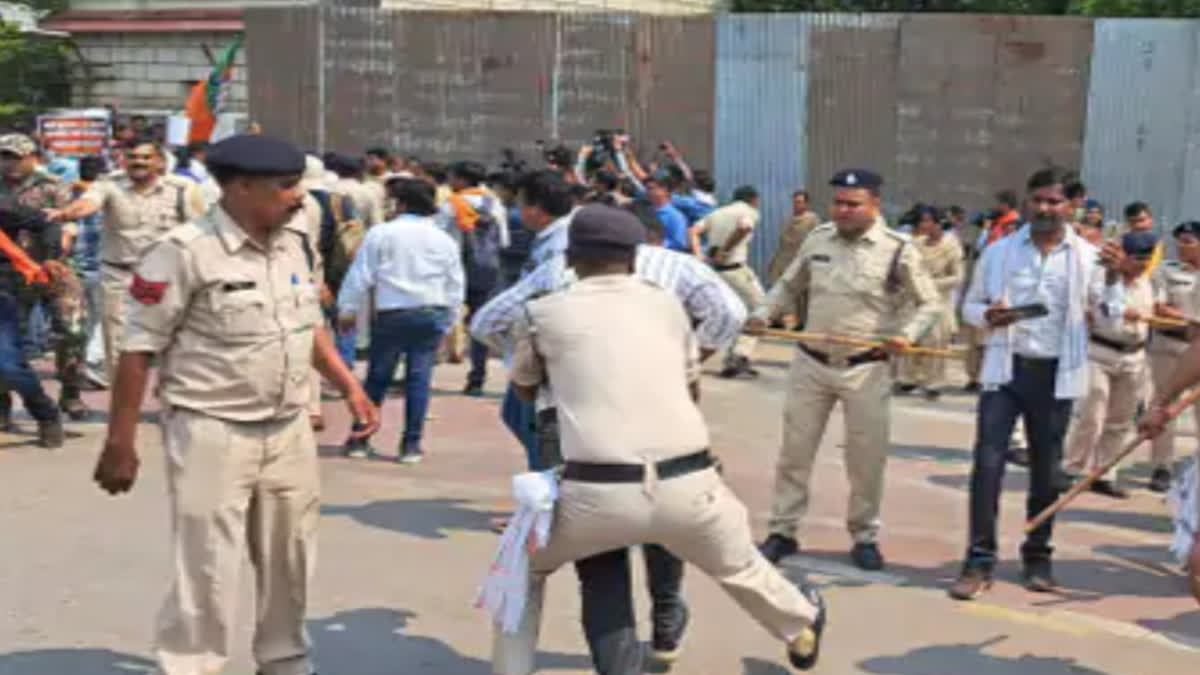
{"left": 741, "top": 656, "right": 793, "bottom": 674}
{"left": 0, "top": 648, "right": 154, "bottom": 674}
{"left": 857, "top": 636, "right": 1111, "bottom": 674}
{"left": 322, "top": 498, "right": 507, "bottom": 540}
{"left": 311, "top": 607, "right": 590, "bottom": 674}
{"left": 1136, "top": 610, "right": 1200, "bottom": 649}
{"left": 891, "top": 443, "right": 972, "bottom": 465}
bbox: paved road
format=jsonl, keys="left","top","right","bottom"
{"left": 0, "top": 341, "right": 1197, "bottom": 674}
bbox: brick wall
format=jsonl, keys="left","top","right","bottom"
{"left": 70, "top": 31, "right": 248, "bottom": 113}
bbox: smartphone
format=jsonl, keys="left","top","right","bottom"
{"left": 1001, "top": 303, "right": 1050, "bottom": 322}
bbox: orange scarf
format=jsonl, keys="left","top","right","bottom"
{"left": 0, "top": 228, "right": 46, "bottom": 285}
{"left": 446, "top": 187, "right": 488, "bottom": 233}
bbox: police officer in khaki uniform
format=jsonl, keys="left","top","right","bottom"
{"left": 689, "top": 185, "right": 764, "bottom": 378}
{"left": 1063, "top": 231, "right": 1160, "bottom": 499}
{"left": 496, "top": 205, "right": 826, "bottom": 674}
{"left": 746, "top": 169, "right": 940, "bottom": 571}
{"left": 49, "top": 140, "right": 205, "bottom": 383}
{"left": 92, "top": 134, "right": 378, "bottom": 675}
{"left": 1146, "top": 221, "right": 1200, "bottom": 492}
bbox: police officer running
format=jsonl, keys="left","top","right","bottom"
{"left": 747, "top": 169, "right": 940, "bottom": 571}
{"left": 495, "top": 205, "right": 826, "bottom": 674}
{"left": 92, "top": 135, "right": 379, "bottom": 675}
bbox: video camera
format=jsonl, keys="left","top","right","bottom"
{"left": 498, "top": 147, "right": 527, "bottom": 174}
{"left": 589, "top": 128, "right": 623, "bottom": 170}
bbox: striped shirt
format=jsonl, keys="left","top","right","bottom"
{"left": 470, "top": 244, "right": 747, "bottom": 355}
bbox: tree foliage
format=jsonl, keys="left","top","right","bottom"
{"left": 0, "top": 0, "right": 71, "bottom": 128}
{"left": 731, "top": 0, "right": 1200, "bottom": 15}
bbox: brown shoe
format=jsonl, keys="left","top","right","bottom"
{"left": 948, "top": 567, "right": 993, "bottom": 601}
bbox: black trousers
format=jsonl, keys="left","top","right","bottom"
{"left": 536, "top": 409, "right": 687, "bottom": 675}
{"left": 966, "top": 356, "right": 1073, "bottom": 571}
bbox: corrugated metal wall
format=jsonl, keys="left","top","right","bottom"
{"left": 246, "top": 10, "right": 1200, "bottom": 278}
{"left": 714, "top": 14, "right": 809, "bottom": 277}
{"left": 1081, "top": 19, "right": 1200, "bottom": 233}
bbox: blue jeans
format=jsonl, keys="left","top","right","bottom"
{"left": 0, "top": 293, "right": 57, "bottom": 422}
{"left": 324, "top": 306, "right": 356, "bottom": 369}
{"left": 966, "top": 356, "right": 1073, "bottom": 571}
{"left": 363, "top": 307, "right": 449, "bottom": 448}
{"left": 465, "top": 285, "right": 496, "bottom": 389}
{"left": 501, "top": 384, "right": 538, "bottom": 467}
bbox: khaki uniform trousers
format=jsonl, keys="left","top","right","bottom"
{"left": 1149, "top": 343, "right": 1200, "bottom": 468}
{"left": 768, "top": 348, "right": 891, "bottom": 544}
{"left": 963, "top": 324, "right": 986, "bottom": 385}
{"left": 718, "top": 265, "right": 765, "bottom": 368}
{"left": 493, "top": 467, "right": 818, "bottom": 675}
{"left": 898, "top": 317, "right": 950, "bottom": 389}
{"left": 100, "top": 264, "right": 133, "bottom": 382}
{"left": 154, "top": 407, "right": 319, "bottom": 675}
{"left": 1064, "top": 351, "right": 1146, "bottom": 482}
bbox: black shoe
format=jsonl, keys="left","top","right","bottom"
{"left": 1006, "top": 446, "right": 1030, "bottom": 467}
{"left": 787, "top": 582, "right": 825, "bottom": 670}
{"left": 398, "top": 445, "right": 424, "bottom": 465}
{"left": 850, "top": 542, "right": 885, "bottom": 571}
{"left": 1149, "top": 467, "right": 1172, "bottom": 493}
{"left": 947, "top": 566, "right": 993, "bottom": 601}
{"left": 963, "top": 381, "right": 982, "bottom": 393}
{"left": 0, "top": 407, "right": 13, "bottom": 432}
{"left": 462, "top": 383, "right": 484, "bottom": 397}
{"left": 921, "top": 387, "right": 941, "bottom": 401}
{"left": 59, "top": 397, "right": 89, "bottom": 422}
{"left": 650, "top": 602, "right": 689, "bottom": 665}
{"left": 1090, "top": 478, "right": 1128, "bottom": 499}
{"left": 1022, "top": 562, "right": 1058, "bottom": 593}
{"left": 37, "top": 418, "right": 64, "bottom": 449}
{"left": 893, "top": 383, "right": 917, "bottom": 395}
{"left": 758, "top": 534, "right": 800, "bottom": 564}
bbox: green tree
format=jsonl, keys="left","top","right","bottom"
{"left": 0, "top": 0, "right": 71, "bottom": 127}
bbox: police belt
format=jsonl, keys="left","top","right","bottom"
{"left": 1155, "top": 327, "right": 1190, "bottom": 342}
{"left": 798, "top": 343, "right": 888, "bottom": 367}
{"left": 102, "top": 261, "right": 135, "bottom": 271}
{"left": 1090, "top": 334, "right": 1145, "bottom": 354}
{"left": 712, "top": 262, "right": 745, "bottom": 272}
{"left": 562, "top": 450, "right": 713, "bottom": 483}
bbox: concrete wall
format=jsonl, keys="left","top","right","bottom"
{"left": 70, "top": 31, "right": 247, "bottom": 113}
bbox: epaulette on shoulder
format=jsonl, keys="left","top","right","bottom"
{"left": 163, "top": 221, "right": 206, "bottom": 246}
{"left": 882, "top": 228, "right": 912, "bottom": 243}
{"left": 810, "top": 222, "right": 836, "bottom": 237}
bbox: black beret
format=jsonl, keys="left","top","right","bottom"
{"left": 568, "top": 204, "right": 645, "bottom": 258}
{"left": 206, "top": 134, "right": 305, "bottom": 176}
{"left": 830, "top": 168, "right": 883, "bottom": 191}
{"left": 1173, "top": 221, "right": 1200, "bottom": 239}
{"left": 1121, "top": 230, "right": 1159, "bottom": 257}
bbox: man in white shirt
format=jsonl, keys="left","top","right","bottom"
{"left": 950, "top": 166, "right": 1126, "bottom": 601}
{"left": 337, "top": 178, "right": 464, "bottom": 463}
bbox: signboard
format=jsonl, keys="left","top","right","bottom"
{"left": 36, "top": 108, "right": 112, "bottom": 158}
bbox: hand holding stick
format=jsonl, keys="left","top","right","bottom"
{"left": 1025, "top": 386, "right": 1200, "bottom": 534}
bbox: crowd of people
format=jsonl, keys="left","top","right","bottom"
{"left": 2, "top": 120, "right": 1199, "bottom": 675}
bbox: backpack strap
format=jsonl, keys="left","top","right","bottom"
{"left": 884, "top": 240, "right": 906, "bottom": 295}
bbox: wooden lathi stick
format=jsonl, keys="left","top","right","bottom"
{"left": 1025, "top": 386, "right": 1200, "bottom": 534}
{"left": 760, "top": 328, "right": 966, "bottom": 360}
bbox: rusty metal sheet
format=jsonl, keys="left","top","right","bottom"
{"left": 1082, "top": 19, "right": 1200, "bottom": 232}
{"left": 634, "top": 15, "right": 714, "bottom": 170}
{"left": 893, "top": 14, "right": 1091, "bottom": 216}
{"left": 245, "top": 6, "right": 320, "bottom": 149}
{"left": 805, "top": 13, "right": 902, "bottom": 218}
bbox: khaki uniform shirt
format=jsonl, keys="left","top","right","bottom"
{"left": 511, "top": 275, "right": 708, "bottom": 463}
{"left": 1090, "top": 274, "right": 1157, "bottom": 365}
{"left": 84, "top": 174, "right": 205, "bottom": 265}
{"left": 335, "top": 178, "right": 381, "bottom": 228}
{"left": 756, "top": 219, "right": 941, "bottom": 360}
{"left": 1150, "top": 260, "right": 1197, "bottom": 355}
{"left": 699, "top": 200, "right": 758, "bottom": 266}
{"left": 767, "top": 210, "right": 820, "bottom": 284}
{"left": 122, "top": 206, "right": 324, "bottom": 422}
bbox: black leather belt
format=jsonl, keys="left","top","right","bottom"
{"left": 1091, "top": 334, "right": 1145, "bottom": 353}
{"left": 102, "top": 261, "right": 134, "bottom": 271}
{"left": 713, "top": 262, "right": 744, "bottom": 272}
{"left": 1156, "top": 327, "right": 1190, "bottom": 342}
{"left": 799, "top": 343, "right": 888, "bottom": 367}
{"left": 562, "top": 450, "right": 713, "bottom": 483}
